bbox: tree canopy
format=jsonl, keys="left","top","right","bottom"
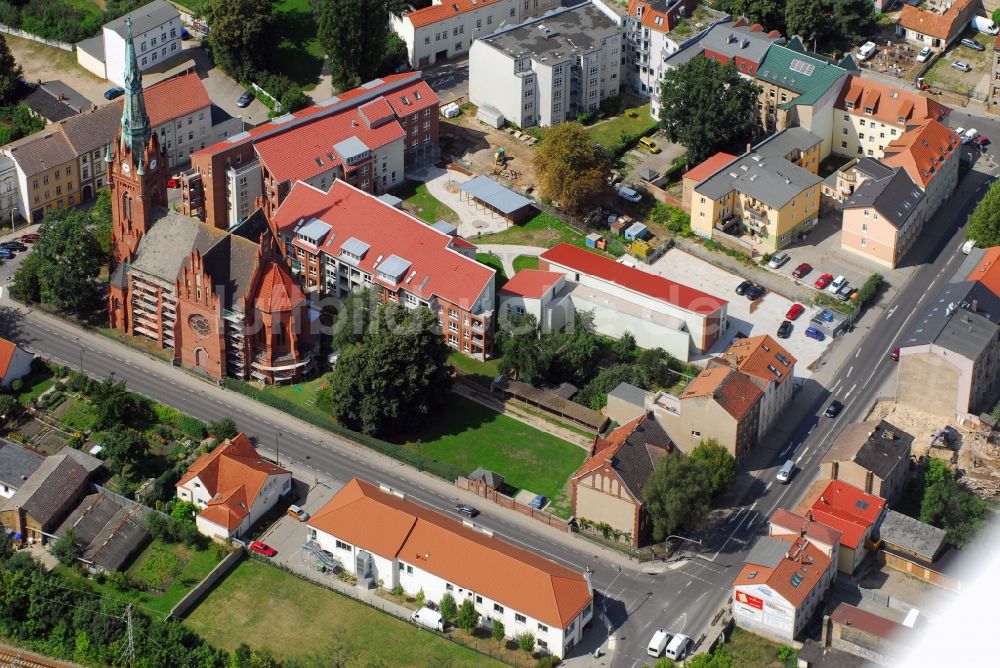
{"left": 0, "top": 35, "right": 22, "bottom": 105}
{"left": 714, "top": 0, "right": 873, "bottom": 46}
{"left": 533, "top": 122, "right": 607, "bottom": 212}
{"left": 327, "top": 304, "right": 452, "bottom": 436}
{"left": 784, "top": 0, "right": 824, "bottom": 44}
{"left": 917, "top": 459, "right": 988, "bottom": 549}
{"left": 314, "top": 0, "right": 391, "bottom": 90}
{"left": 966, "top": 177, "right": 1000, "bottom": 247}
{"left": 658, "top": 57, "right": 760, "bottom": 165}
{"left": 691, "top": 439, "right": 736, "bottom": 498}
{"left": 203, "top": 0, "right": 276, "bottom": 81}
{"left": 643, "top": 454, "right": 713, "bottom": 541}
{"left": 96, "top": 426, "right": 149, "bottom": 484}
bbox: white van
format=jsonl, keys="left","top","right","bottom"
{"left": 665, "top": 633, "right": 691, "bottom": 661}
{"left": 777, "top": 459, "right": 795, "bottom": 484}
{"left": 962, "top": 239, "right": 976, "bottom": 255}
{"left": 411, "top": 607, "right": 445, "bottom": 631}
{"left": 972, "top": 16, "right": 999, "bottom": 35}
{"left": 858, "top": 41, "right": 877, "bottom": 61}
{"left": 647, "top": 628, "right": 671, "bottom": 657}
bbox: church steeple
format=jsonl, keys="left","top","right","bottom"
{"left": 120, "top": 16, "right": 150, "bottom": 157}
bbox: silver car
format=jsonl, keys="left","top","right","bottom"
{"left": 951, "top": 60, "right": 972, "bottom": 72}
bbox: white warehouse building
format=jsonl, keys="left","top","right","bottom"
{"left": 76, "top": 0, "right": 183, "bottom": 86}
{"left": 469, "top": 1, "right": 625, "bottom": 128}
{"left": 307, "top": 478, "right": 594, "bottom": 658}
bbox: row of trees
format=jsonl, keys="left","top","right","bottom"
{"left": 0, "top": 0, "right": 150, "bottom": 44}
{"left": 644, "top": 439, "right": 736, "bottom": 542}
{"left": 714, "top": 0, "right": 875, "bottom": 48}
{"left": 913, "top": 459, "right": 989, "bottom": 549}
{"left": 435, "top": 593, "right": 537, "bottom": 654}
{"left": 966, "top": 176, "right": 1000, "bottom": 248}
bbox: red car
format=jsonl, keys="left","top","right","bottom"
{"left": 786, "top": 303, "right": 805, "bottom": 320}
{"left": 889, "top": 347, "right": 900, "bottom": 361}
{"left": 167, "top": 177, "right": 179, "bottom": 188}
{"left": 814, "top": 273, "right": 834, "bottom": 289}
{"left": 19, "top": 233, "right": 39, "bottom": 243}
{"left": 249, "top": 540, "right": 276, "bottom": 557}
{"left": 791, "top": 262, "right": 812, "bottom": 279}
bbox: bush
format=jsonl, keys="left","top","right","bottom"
{"left": 280, "top": 86, "right": 308, "bottom": 113}
{"left": 535, "top": 657, "right": 560, "bottom": 668}
{"left": 856, "top": 273, "right": 884, "bottom": 308}
{"left": 518, "top": 632, "right": 536, "bottom": 653}
{"left": 208, "top": 417, "right": 238, "bottom": 440}
{"left": 51, "top": 530, "right": 82, "bottom": 566}
{"left": 439, "top": 592, "right": 457, "bottom": 622}
{"left": 9, "top": 378, "right": 22, "bottom": 392}
{"left": 177, "top": 415, "right": 207, "bottom": 440}
{"left": 53, "top": 381, "right": 66, "bottom": 392}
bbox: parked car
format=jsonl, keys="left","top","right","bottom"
{"left": 963, "top": 128, "right": 979, "bottom": 144}
{"left": 104, "top": 87, "right": 125, "bottom": 100}
{"left": 824, "top": 400, "right": 844, "bottom": 418}
{"left": 916, "top": 46, "right": 932, "bottom": 62}
{"left": 0, "top": 249, "right": 12, "bottom": 260}
{"left": 972, "top": 16, "right": 1000, "bottom": 35}
{"left": 19, "top": 233, "right": 39, "bottom": 243}
{"left": 249, "top": 541, "right": 276, "bottom": 557}
{"left": 827, "top": 275, "right": 847, "bottom": 294}
{"left": 735, "top": 280, "right": 753, "bottom": 296}
{"left": 791, "top": 262, "right": 812, "bottom": 279}
{"left": 777, "top": 320, "right": 793, "bottom": 339}
{"left": 836, "top": 284, "right": 855, "bottom": 301}
{"left": 237, "top": 90, "right": 255, "bottom": 108}
{"left": 745, "top": 284, "right": 765, "bottom": 300}
{"left": 529, "top": 495, "right": 547, "bottom": 510}
{"left": 767, "top": 251, "right": 790, "bottom": 269}
{"left": 785, "top": 303, "right": 805, "bottom": 320}
{"left": 857, "top": 41, "right": 877, "bottom": 61}
{"left": 455, "top": 504, "right": 479, "bottom": 518}
{"left": 814, "top": 273, "right": 833, "bottom": 289}
{"left": 973, "top": 134, "right": 991, "bottom": 149}
{"left": 638, "top": 136, "right": 661, "bottom": 154}
{"left": 805, "top": 326, "right": 826, "bottom": 341}
{"left": 952, "top": 61, "right": 972, "bottom": 72}
{"left": 287, "top": 504, "right": 310, "bottom": 521}
{"left": 889, "top": 347, "right": 900, "bottom": 361}
{"left": 961, "top": 38, "right": 986, "bottom": 51}
{"left": 167, "top": 177, "right": 179, "bottom": 188}
{"left": 617, "top": 185, "right": 642, "bottom": 203}
{"left": 1, "top": 241, "right": 26, "bottom": 251}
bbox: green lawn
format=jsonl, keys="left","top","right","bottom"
{"left": 512, "top": 254, "right": 539, "bottom": 272}
{"left": 476, "top": 252, "right": 508, "bottom": 293}
{"left": 448, "top": 352, "right": 502, "bottom": 381}
{"left": 586, "top": 102, "right": 658, "bottom": 147}
{"left": 724, "top": 627, "right": 797, "bottom": 667}
{"left": 395, "top": 180, "right": 460, "bottom": 224}
{"left": 477, "top": 210, "right": 588, "bottom": 250}
{"left": 263, "top": 373, "right": 333, "bottom": 414}
{"left": 16, "top": 369, "right": 55, "bottom": 405}
{"left": 185, "top": 559, "right": 498, "bottom": 666}
{"left": 58, "top": 397, "right": 99, "bottom": 432}
{"left": 403, "top": 395, "right": 586, "bottom": 517}
{"left": 272, "top": 0, "right": 326, "bottom": 89}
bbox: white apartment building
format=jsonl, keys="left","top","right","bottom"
{"left": 226, "top": 159, "right": 264, "bottom": 229}
{"left": 308, "top": 478, "right": 594, "bottom": 658}
{"left": 392, "top": 0, "right": 562, "bottom": 68}
{"left": 469, "top": 1, "right": 624, "bottom": 128}
{"left": 78, "top": 0, "right": 183, "bottom": 86}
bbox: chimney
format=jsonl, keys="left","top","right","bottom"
{"left": 746, "top": 143, "right": 752, "bottom": 154}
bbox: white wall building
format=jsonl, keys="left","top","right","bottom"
{"left": 78, "top": 1, "right": 183, "bottom": 86}
{"left": 175, "top": 434, "right": 292, "bottom": 540}
{"left": 308, "top": 478, "right": 594, "bottom": 658}
{"left": 469, "top": 1, "right": 624, "bottom": 128}
{"left": 497, "top": 269, "right": 565, "bottom": 328}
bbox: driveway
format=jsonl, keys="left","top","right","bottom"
{"left": 646, "top": 248, "right": 833, "bottom": 375}
{"left": 621, "top": 133, "right": 686, "bottom": 187}
{"left": 475, "top": 244, "right": 545, "bottom": 276}
{"left": 423, "top": 58, "right": 469, "bottom": 104}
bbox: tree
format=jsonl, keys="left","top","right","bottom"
{"left": 439, "top": 592, "right": 457, "bottom": 622}
{"left": 328, "top": 305, "right": 451, "bottom": 436}
{"left": 518, "top": 632, "right": 535, "bottom": 653}
{"left": 611, "top": 332, "right": 639, "bottom": 363}
{"left": 0, "top": 394, "right": 19, "bottom": 420}
{"left": 96, "top": 425, "right": 149, "bottom": 482}
{"left": 918, "top": 460, "right": 988, "bottom": 548}
{"left": 828, "top": 0, "right": 875, "bottom": 45}
{"left": 785, "top": 0, "right": 824, "bottom": 42}
{"left": 691, "top": 439, "right": 736, "bottom": 498}
{"left": 90, "top": 376, "right": 149, "bottom": 431}
{"left": 329, "top": 287, "right": 378, "bottom": 352}
{"left": 414, "top": 588, "right": 425, "bottom": 608}
{"left": 659, "top": 57, "right": 760, "bottom": 165}
{"left": 18, "top": 211, "right": 103, "bottom": 314}
{"left": 456, "top": 598, "right": 479, "bottom": 632}
{"left": 90, "top": 188, "right": 113, "bottom": 259}
{"left": 643, "top": 454, "right": 712, "bottom": 541}
{"left": 492, "top": 620, "right": 506, "bottom": 646}
{"left": 314, "top": 0, "right": 391, "bottom": 90}
{"left": 203, "top": 0, "right": 276, "bottom": 81}
{"left": 966, "top": 177, "right": 1000, "bottom": 247}
{"left": 549, "top": 311, "right": 603, "bottom": 385}
{"left": 51, "top": 530, "right": 82, "bottom": 566}
{"left": 171, "top": 500, "right": 199, "bottom": 524}
{"left": 208, "top": 417, "right": 239, "bottom": 440}
{"left": 380, "top": 32, "right": 409, "bottom": 77}
{"left": 0, "top": 35, "right": 22, "bottom": 105}
{"left": 534, "top": 122, "right": 607, "bottom": 212}
{"left": 280, "top": 86, "right": 308, "bottom": 113}
{"left": 499, "top": 314, "right": 551, "bottom": 384}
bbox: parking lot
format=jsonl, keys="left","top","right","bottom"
{"left": 923, "top": 30, "right": 994, "bottom": 98}
{"left": 647, "top": 248, "right": 833, "bottom": 376}
{"left": 255, "top": 475, "right": 343, "bottom": 569}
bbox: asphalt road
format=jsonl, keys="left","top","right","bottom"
{"left": 0, "top": 162, "right": 988, "bottom": 665}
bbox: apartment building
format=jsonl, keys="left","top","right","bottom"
{"left": 834, "top": 76, "right": 950, "bottom": 160}
{"left": 0, "top": 154, "right": 19, "bottom": 225}
{"left": 800, "top": 479, "right": 887, "bottom": 574}
{"left": 182, "top": 73, "right": 439, "bottom": 230}
{"left": 841, "top": 165, "right": 925, "bottom": 269}
{"left": 711, "top": 334, "right": 796, "bottom": 440}
{"left": 469, "top": 1, "right": 624, "bottom": 128}
{"left": 391, "top": 0, "right": 561, "bottom": 68}
{"left": 140, "top": 72, "right": 216, "bottom": 168}
{"left": 882, "top": 119, "right": 960, "bottom": 219}
{"left": 820, "top": 420, "right": 913, "bottom": 504}
{"left": 623, "top": 0, "right": 700, "bottom": 114}
{"left": 77, "top": 0, "right": 183, "bottom": 85}
{"left": 4, "top": 130, "right": 79, "bottom": 223}
{"left": 689, "top": 128, "right": 823, "bottom": 252}
{"left": 308, "top": 478, "right": 594, "bottom": 657}
{"left": 270, "top": 180, "right": 496, "bottom": 360}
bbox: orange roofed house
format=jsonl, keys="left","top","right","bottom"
{"left": 0, "top": 336, "right": 34, "bottom": 389}
{"left": 799, "top": 479, "right": 887, "bottom": 574}
{"left": 895, "top": 0, "right": 980, "bottom": 51}
{"left": 571, "top": 413, "right": 674, "bottom": 549}
{"left": 732, "top": 533, "right": 835, "bottom": 642}
{"left": 307, "top": 478, "right": 594, "bottom": 658}
{"left": 175, "top": 433, "right": 291, "bottom": 540}
{"left": 710, "top": 334, "right": 796, "bottom": 440}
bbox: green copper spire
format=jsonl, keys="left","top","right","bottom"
{"left": 120, "top": 16, "right": 151, "bottom": 156}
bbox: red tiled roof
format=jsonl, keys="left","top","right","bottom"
{"left": 966, "top": 246, "right": 1000, "bottom": 299}
{"left": 271, "top": 181, "right": 494, "bottom": 310}
{"left": 883, "top": 119, "right": 960, "bottom": 188}
{"left": 254, "top": 261, "right": 304, "bottom": 312}
{"left": 683, "top": 152, "right": 737, "bottom": 184}
{"left": 309, "top": 478, "right": 593, "bottom": 628}
{"left": 0, "top": 337, "right": 18, "bottom": 378}
{"left": 116, "top": 72, "right": 211, "bottom": 128}
{"left": 836, "top": 76, "right": 950, "bottom": 127}
{"left": 501, "top": 269, "right": 563, "bottom": 299}
{"left": 898, "top": 0, "right": 974, "bottom": 41}
{"left": 769, "top": 508, "right": 843, "bottom": 548}
{"left": 733, "top": 535, "right": 831, "bottom": 608}
{"left": 540, "top": 243, "right": 727, "bottom": 314}
{"left": 405, "top": 0, "right": 507, "bottom": 29}
{"left": 717, "top": 334, "right": 796, "bottom": 387}
{"left": 808, "top": 480, "right": 886, "bottom": 550}
{"left": 680, "top": 366, "right": 763, "bottom": 420}
{"left": 830, "top": 603, "right": 908, "bottom": 639}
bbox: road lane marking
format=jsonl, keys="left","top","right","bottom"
{"left": 830, "top": 379, "right": 841, "bottom": 393}
{"left": 855, "top": 347, "right": 862, "bottom": 358}
{"left": 808, "top": 424, "right": 816, "bottom": 435}
{"left": 844, "top": 383, "right": 858, "bottom": 399}
{"left": 780, "top": 442, "right": 796, "bottom": 457}
{"left": 728, "top": 508, "right": 747, "bottom": 524}
{"left": 846, "top": 366, "right": 853, "bottom": 378}
{"left": 886, "top": 305, "right": 898, "bottom": 319}
{"left": 707, "top": 501, "right": 757, "bottom": 561}
{"left": 796, "top": 447, "right": 811, "bottom": 464}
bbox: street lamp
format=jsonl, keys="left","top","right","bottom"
{"left": 275, "top": 430, "right": 282, "bottom": 467}
{"left": 416, "top": 439, "right": 423, "bottom": 472}
{"left": 603, "top": 565, "right": 623, "bottom": 649}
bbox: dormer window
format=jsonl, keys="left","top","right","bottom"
{"left": 340, "top": 236, "right": 370, "bottom": 263}
{"left": 845, "top": 101, "right": 854, "bottom": 110}
{"left": 864, "top": 106, "right": 873, "bottom": 114}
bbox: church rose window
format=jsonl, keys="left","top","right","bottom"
{"left": 188, "top": 314, "right": 210, "bottom": 336}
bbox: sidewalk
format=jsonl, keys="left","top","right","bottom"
{"left": 408, "top": 166, "right": 511, "bottom": 237}
{"left": 476, "top": 244, "right": 545, "bottom": 276}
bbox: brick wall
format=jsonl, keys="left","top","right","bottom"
{"left": 457, "top": 477, "right": 571, "bottom": 532}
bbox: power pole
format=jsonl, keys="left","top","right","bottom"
{"left": 120, "top": 603, "right": 135, "bottom": 667}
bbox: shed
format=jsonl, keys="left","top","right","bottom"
{"left": 610, "top": 219, "right": 628, "bottom": 235}
{"left": 377, "top": 194, "right": 403, "bottom": 209}
{"left": 468, "top": 467, "right": 505, "bottom": 491}
{"left": 639, "top": 168, "right": 659, "bottom": 182}
{"left": 586, "top": 233, "right": 604, "bottom": 249}
{"left": 493, "top": 378, "right": 608, "bottom": 432}
{"left": 476, "top": 105, "right": 505, "bottom": 129}
{"left": 624, "top": 222, "right": 649, "bottom": 242}
{"left": 606, "top": 382, "right": 647, "bottom": 424}
{"left": 459, "top": 175, "right": 534, "bottom": 222}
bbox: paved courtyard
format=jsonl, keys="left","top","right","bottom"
{"left": 407, "top": 165, "right": 512, "bottom": 236}
{"left": 646, "top": 248, "right": 833, "bottom": 376}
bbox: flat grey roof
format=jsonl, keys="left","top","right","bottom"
{"left": 879, "top": 510, "right": 947, "bottom": 562}
{"left": 482, "top": 2, "right": 620, "bottom": 61}
{"left": 854, "top": 157, "right": 896, "bottom": 181}
{"left": 460, "top": 175, "right": 532, "bottom": 215}
{"left": 608, "top": 382, "right": 646, "bottom": 406}
{"left": 340, "top": 236, "right": 371, "bottom": 258}
{"left": 104, "top": 0, "right": 179, "bottom": 39}
{"left": 333, "top": 136, "right": 369, "bottom": 162}
{"left": 935, "top": 308, "right": 999, "bottom": 360}
{"left": 377, "top": 194, "right": 403, "bottom": 208}
{"left": 297, "top": 218, "right": 332, "bottom": 243}
{"left": 745, "top": 536, "right": 790, "bottom": 569}
{"left": 694, "top": 151, "right": 822, "bottom": 209}
{"left": 845, "top": 168, "right": 923, "bottom": 229}
{"left": 901, "top": 281, "right": 1000, "bottom": 353}
{"left": 76, "top": 34, "right": 105, "bottom": 60}
{"left": 378, "top": 254, "right": 411, "bottom": 279}
{"left": 754, "top": 126, "right": 823, "bottom": 159}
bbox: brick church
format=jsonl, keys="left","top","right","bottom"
{"left": 106, "top": 19, "right": 315, "bottom": 384}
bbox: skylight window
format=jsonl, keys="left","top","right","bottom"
{"left": 790, "top": 572, "right": 804, "bottom": 587}
{"left": 789, "top": 59, "right": 815, "bottom": 76}
{"left": 856, "top": 500, "right": 870, "bottom": 510}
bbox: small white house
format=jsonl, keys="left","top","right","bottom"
{"left": 497, "top": 269, "right": 566, "bottom": 330}
{"left": 308, "top": 478, "right": 594, "bottom": 658}
{"left": 0, "top": 337, "right": 34, "bottom": 389}
{"left": 77, "top": 0, "right": 183, "bottom": 85}
{"left": 175, "top": 433, "right": 291, "bottom": 540}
